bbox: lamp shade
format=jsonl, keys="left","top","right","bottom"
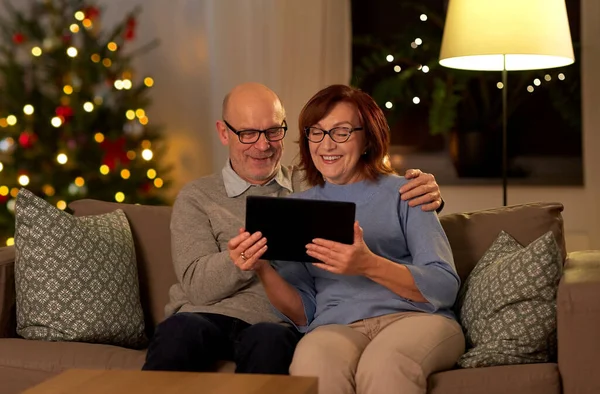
{"left": 439, "top": 0, "right": 575, "bottom": 71}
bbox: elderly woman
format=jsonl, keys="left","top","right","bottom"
{"left": 228, "top": 85, "right": 464, "bottom": 394}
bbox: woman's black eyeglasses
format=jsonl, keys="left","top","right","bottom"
{"left": 304, "top": 126, "right": 363, "bottom": 143}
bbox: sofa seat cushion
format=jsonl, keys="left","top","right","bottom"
{"left": 0, "top": 338, "right": 146, "bottom": 373}
{"left": 428, "top": 363, "right": 560, "bottom": 394}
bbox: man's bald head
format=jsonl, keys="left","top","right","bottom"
{"left": 221, "top": 82, "right": 285, "bottom": 124}
{"left": 216, "top": 82, "right": 286, "bottom": 186}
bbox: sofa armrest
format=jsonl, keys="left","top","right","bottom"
{"left": 0, "top": 245, "right": 16, "bottom": 338}
{"left": 558, "top": 250, "right": 600, "bottom": 394}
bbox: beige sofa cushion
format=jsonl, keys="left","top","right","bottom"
{"left": 439, "top": 202, "right": 566, "bottom": 283}
{"left": 68, "top": 200, "right": 176, "bottom": 336}
{"left": 428, "top": 363, "right": 560, "bottom": 394}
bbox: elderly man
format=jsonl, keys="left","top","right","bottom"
{"left": 142, "top": 83, "right": 443, "bottom": 374}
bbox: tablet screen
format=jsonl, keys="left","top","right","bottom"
{"left": 245, "top": 195, "right": 356, "bottom": 262}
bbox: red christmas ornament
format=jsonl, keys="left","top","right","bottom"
{"left": 55, "top": 105, "right": 74, "bottom": 123}
{"left": 84, "top": 6, "right": 100, "bottom": 20}
{"left": 18, "top": 131, "right": 37, "bottom": 149}
{"left": 100, "top": 137, "right": 130, "bottom": 170}
{"left": 124, "top": 17, "right": 136, "bottom": 41}
{"left": 12, "top": 33, "right": 25, "bottom": 44}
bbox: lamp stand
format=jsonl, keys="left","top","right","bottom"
{"left": 502, "top": 56, "right": 508, "bottom": 206}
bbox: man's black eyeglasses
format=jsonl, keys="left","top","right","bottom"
{"left": 304, "top": 126, "right": 363, "bottom": 143}
{"left": 224, "top": 120, "right": 287, "bottom": 144}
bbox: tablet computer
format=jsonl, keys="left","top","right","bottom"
{"left": 245, "top": 195, "right": 356, "bottom": 262}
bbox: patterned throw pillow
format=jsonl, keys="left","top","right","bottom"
{"left": 14, "top": 189, "right": 146, "bottom": 348}
{"left": 457, "top": 230, "right": 562, "bottom": 368}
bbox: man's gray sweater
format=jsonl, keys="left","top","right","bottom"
{"left": 166, "top": 167, "right": 305, "bottom": 324}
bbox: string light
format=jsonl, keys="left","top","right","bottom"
{"left": 141, "top": 149, "right": 153, "bottom": 161}
{"left": 420, "top": 14, "right": 428, "bottom": 21}
{"left": 114, "top": 80, "right": 124, "bottom": 90}
{"left": 126, "top": 110, "right": 136, "bottom": 120}
{"left": 107, "top": 42, "right": 118, "bottom": 52}
{"left": 23, "top": 105, "right": 34, "bottom": 115}
{"left": 413, "top": 97, "right": 421, "bottom": 104}
{"left": 558, "top": 73, "right": 565, "bottom": 80}
{"left": 154, "top": 178, "right": 164, "bottom": 188}
{"left": 534, "top": 78, "right": 541, "bottom": 86}
{"left": 415, "top": 38, "right": 423, "bottom": 45}
{"left": 66, "top": 47, "right": 78, "bottom": 57}
{"left": 74, "top": 11, "right": 85, "bottom": 21}
{"left": 51, "top": 117, "right": 63, "bottom": 127}
{"left": 6, "top": 238, "right": 14, "bottom": 247}
{"left": 385, "top": 102, "right": 393, "bottom": 109}
{"left": 135, "top": 109, "right": 146, "bottom": 118}
{"left": 31, "top": 47, "right": 42, "bottom": 56}
{"left": 102, "top": 58, "right": 112, "bottom": 68}
{"left": 94, "top": 132, "right": 105, "bottom": 143}
{"left": 42, "top": 185, "right": 55, "bottom": 196}
{"left": 0, "top": 186, "right": 7, "bottom": 195}
{"left": 0, "top": 118, "right": 7, "bottom": 127}
{"left": 99, "top": 165, "right": 110, "bottom": 175}
{"left": 115, "top": 192, "right": 125, "bottom": 202}
{"left": 63, "top": 85, "right": 73, "bottom": 95}
{"left": 0, "top": 162, "right": 3, "bottom": 172}
{"left": 144, "top": 77, "right": 154, "bottom": 87}
{"left": 411, "top": 42, "right": 418, "bottom": 49}
{"left": 75, "top": 177, "right": 85, "bottom": 187}
{"left": 70, "top": 24, "right": 80, "bottom": 33}
{"left": 527, "top": 86, "right": 535, "bottom": 93}
{"left": 56, "top": 201, "right": 67, "bottom": 210}
{"left": 422, "top": 65, "right": 430, "bottom": 73}
{"left": 82, "top": 19, "right": 92, "bottom": 29}
{"left": 127, "top": 150, "right": 136, "bottom": 160}
{"left": 139, "top": 116, "right": 149, "bottom": 125}
{"left": 120, "top": 169, "right": 130, "bottom": 179}
{"left": 18, "top": 175, "right": 30, "bottom": 186}
{"left": 497, "top": 82, "right": 504, "bottom": 89}
{"left": 544, "top": 74, "right": 552, "bottom": 81}
{"left": 91, "top": 54, "right": 101, "bottom": 63}
{"left": 394, "top": 65, "right": 401, "bottom": 73}
{"left": 10, "top": 188, "right": 19, "bottom": 198}
{"left": 147, "top": 169, "right": 157, "bottom": 179}
{"left": 386, "top": 55, "right": 394, "bottom": 62}
{"left": 6, "top": 115, "right": 17, "bottom": 126}
{"left": 6, "top": 199, "right": 14, "bottom": 212}
{"left": 122, "top": 79, "right": 132, "bottom": 90}
{"left": 57, "top": 153, "right": 68, "bottom": 164}
{"left": 83, "top": 102, "right": 94, "bottom": 112}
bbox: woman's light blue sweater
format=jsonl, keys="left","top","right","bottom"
{"left": 272, "top": 174, "right": 460, "bottom": 333}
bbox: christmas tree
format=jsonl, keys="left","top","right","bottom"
{"left": 0, "top": 0, "right": 171, "bottom": 246}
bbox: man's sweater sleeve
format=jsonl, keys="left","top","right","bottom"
{"left": 399, "top": 201, "right": 460, "bottom": 311}
{"left": 170, "top": 187, "right": 254, "bottom": 306}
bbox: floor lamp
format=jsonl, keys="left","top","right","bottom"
{"left": 438, "top": 0, "right": 575, "bottom": 206}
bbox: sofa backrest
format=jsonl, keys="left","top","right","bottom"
{"left": 67, "top": 199, "right": 566, "bottom": 337}
{"left": 439, "top": 201, "right": 566, "bottom": 284}
{"left": 69, "top": 200, "right": 175, "bottom": 338}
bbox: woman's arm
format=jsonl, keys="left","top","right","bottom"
{"left": 228, "top": 229, "right": 316, "bottom": 327}
{"left": 361, "top": 255, "right": 428, "bottom": 302}
{"left": 255, "top": 264, "right": 307, "bottom": 325}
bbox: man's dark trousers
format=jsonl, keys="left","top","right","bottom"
{"left": 142, "top": 312, "right": 302, "bottom": 374}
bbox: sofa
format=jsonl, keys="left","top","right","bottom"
{"left": 0, "top": 198, "right": 599, "bottom": 394}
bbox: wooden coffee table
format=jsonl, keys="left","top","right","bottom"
{"left": 23, "top": 369, "right": 318, "bottom": 394}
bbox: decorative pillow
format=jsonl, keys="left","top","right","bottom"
{"left": 457, "top": 230, "right": 562, "bottom": 368}
{"left": 14, "top": 189, "right": 146, "bottom": 348}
